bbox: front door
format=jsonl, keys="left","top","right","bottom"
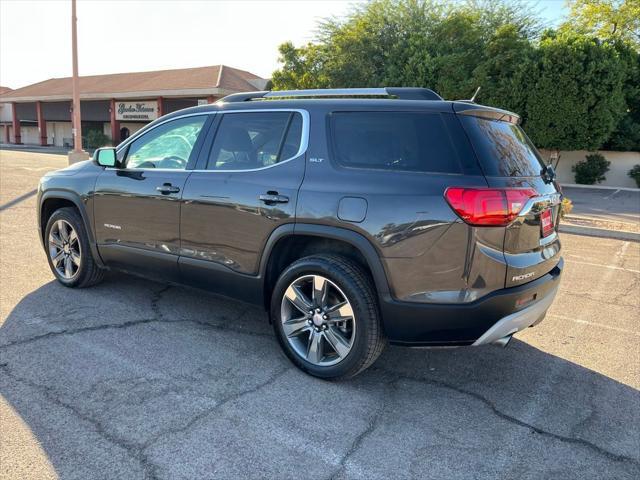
{"left": 179, "top": 110, "right": 307, "bottom": 301}
{"left": 93, "top": 114, "right": 210, "bottom": 280}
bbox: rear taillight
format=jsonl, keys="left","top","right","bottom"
{"left": 444, "top": 187, "right": 537, "bottom": 226}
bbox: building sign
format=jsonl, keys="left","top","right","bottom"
{"left": 115, "top": 101, "right": 158, "bottom": 121}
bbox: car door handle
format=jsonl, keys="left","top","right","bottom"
{"left": 156, "top": 183, "right": 180, "bottom": 194}
{"left": 259, "top": 193, "right": 289, "bottom": 204}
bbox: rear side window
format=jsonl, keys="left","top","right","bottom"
{"left": 329, "top": 112, "right": 462, "bottom": 173}
{"left": 207, "top": 111, "right": 302, "bottom": 170}
{"left": 460, "top": 116, "right": 545, "bottom": 177}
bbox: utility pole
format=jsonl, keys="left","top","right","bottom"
{"left": 68, "top": 0, "right": 89, "bottom": 163}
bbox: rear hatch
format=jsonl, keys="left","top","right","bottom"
{"left": 454, "top": 103, "right": 562, "bottom": 288}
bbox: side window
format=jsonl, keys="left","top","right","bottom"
{"left": 125, "top": 116, "right": 207, "bottom": 169}
{"left": 207, "top": 112, "right": 302, "bottom": 170}
{"left": 330, "top": 112, "right": 462, "bottom": 173}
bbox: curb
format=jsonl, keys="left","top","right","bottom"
{"left": 561, "top": 184, "right": 639, "bottom": 192}
{"left": 559, "top": 224, "right": 640, "bottom": 242}
{"left": 563, "top": 214, "right": 639, "bottom": 229}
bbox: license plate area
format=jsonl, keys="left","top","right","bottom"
{"left": 541, "top": 208, "right": 554, "bottom": 237}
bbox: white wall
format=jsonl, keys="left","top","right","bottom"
{"left": 0, "top": 103, "right": 11, "bottom": 123}
{"left": 50, "top": 122, "right": 73, "bottom": 147}
{"left": 103, "top": 122, "right": 111, "bottom": 141}
{"left": 19, "top": 126, "right": 39, "bottom": 145}
{"left": 539, "top": 149, "right": 640, "bottom": 189}
{"left": 120, "top": 122, "right": 146, "bottom": 137}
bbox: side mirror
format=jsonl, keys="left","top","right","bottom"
{"left": 94, "top": 147, "right": 117, "bottom": 167}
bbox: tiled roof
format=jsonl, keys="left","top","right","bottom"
{"left": 0, "top": 65, "right": 266, "bottom": 102}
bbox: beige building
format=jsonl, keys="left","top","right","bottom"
{"left": 0, "top": 65, "right": 267, "bottom": 147}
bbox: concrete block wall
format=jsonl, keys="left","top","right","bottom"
{"left": 539, "top": 150, "right": 640, "bottom": 189}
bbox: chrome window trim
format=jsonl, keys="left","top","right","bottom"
{"left": 111, "top": 108, "right": 309, "bottom": 174}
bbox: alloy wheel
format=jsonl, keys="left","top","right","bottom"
{"left": 280, "top": 274, "right": 356, "bottom": 366}
{"left": 48, "top": 220, "right": 81, "bottom": 279}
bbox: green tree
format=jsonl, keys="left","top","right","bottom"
{"left": 271, "top": 42, "right": 332, "bottom": 90}
{"left": 271, "top": 0, "right": 633, "bottom": 152}
{"left": 563, "top": 0, "right": 640, "bottom": 49}
{"left": 470, "top": 24, "right": 536, "bottom": 116}
{"left": 523, "top": 31, "right": 627, "bottom": 151}
{"left": 271, "top": 0, "right": 540, "bottom": 98}
{"left": 562, "top": 1, "right": 640, "bottom": 150}
{"left": 605, "top": 43, "right": 640, "bottom": 150}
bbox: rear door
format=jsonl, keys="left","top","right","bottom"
{"left": 178, "top": 109, "right": 307, "bottom": 302}
{"left": 457, "top": 112, "right": 562, "bottom": 288}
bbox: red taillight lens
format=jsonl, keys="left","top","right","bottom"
{"left": 444, "top": 187, "right": 537, "bottom": 226}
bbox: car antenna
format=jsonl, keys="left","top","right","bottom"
{"left": 469, "top": 86, "right": 481, "bottom": 103}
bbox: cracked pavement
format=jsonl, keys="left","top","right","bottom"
{"left": 1, "top": 150, "right": 639, "bottom": 479}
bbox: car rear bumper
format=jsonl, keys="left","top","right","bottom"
{"left": 380, "top": 258, "right": 563, "bottom": 346}
{"left": 471, "top": 285, "right": 558, "bottom": 346}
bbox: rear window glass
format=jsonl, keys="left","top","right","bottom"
{"left": 330, "top": 112, "right": 462, "bottom": 173}
{"left": 460, "top": 116, "right": 545, "bottom": 177}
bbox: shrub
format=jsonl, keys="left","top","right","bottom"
{"left": 560, "top": 197, "right": 573, "bottom": 218}
{"left": 524, "top": 32, "right": 626, "bottom": 152}
{"left": 572, "top": 153, "right": 610, "bottom": 184}
{"left": 85, "top": 130, "right": 111, "bottom": 148}
{"left": 628, "top": 164, "right": 640, "bottom": 188}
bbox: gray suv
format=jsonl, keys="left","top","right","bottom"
{"left": 37, "top": 87, "right": 563, "bottom": 379}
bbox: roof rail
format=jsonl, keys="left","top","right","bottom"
{"left": 216, "top": 91, "right": 269, "bottom": 103}
{"left": 218, "top": 87, "right": 442, "bottom": 103}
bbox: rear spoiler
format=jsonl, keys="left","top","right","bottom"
{"left": 452, "top": 102, "right": 521, "bottom": 125}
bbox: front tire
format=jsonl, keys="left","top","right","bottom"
{"left": 271, "top": 254, "right": 385, "bottom": 379}
{"left": 45, "top": 207, "right": 104, "bottom": 288}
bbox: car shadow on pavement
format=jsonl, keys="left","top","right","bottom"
{"left": 0, "top": 188, "right": 37, "bottom": 212}
{"left": 1, "top": 274, "right": 639, "bottom": 479}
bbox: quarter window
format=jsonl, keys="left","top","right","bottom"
{"left": 125, "top": 116, "right": 207, "bottom": 169}
{"left": 207, "top": 112, "right": 303, "bottom": 170}
{"left": 330, "top": 112, "right": 462, "bottom": 173}
{"left": 458, "top": 116, "right": 545, "bottom": 177}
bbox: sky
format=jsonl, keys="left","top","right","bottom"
{"left": 0, "top": 0, "right": 568, "bottom": 90}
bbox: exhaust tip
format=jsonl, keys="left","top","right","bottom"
{"left": 493, "top": 335, "right": 513, "bottom": 348}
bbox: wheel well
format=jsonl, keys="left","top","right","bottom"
{"left": 263, "top": 235, "right": 374, "bottom": 310}
{"left": 40, "top": 198, "right": 78, "bottom": 239}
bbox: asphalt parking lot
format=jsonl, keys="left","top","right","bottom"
{"left": 562, "top": 186, "right": 640, "bottom": 226}
{"left": 1, "top": 150, "right": 639, "bottom": 480}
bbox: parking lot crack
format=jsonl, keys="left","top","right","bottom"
{"left": 0, "top": 362, "right": 154, "bottom": 478}
{"left": 377, "top": 369, "right": 640, "bottom": 468}
{"left": 137, "top": 366, "right": 291, "bottom": 476}
{"left": 0, "top": 303, "right": 271, "bottom": 350}
{"left": 1, "top": 361, "right": 291, "bottom": 480}
{"left": 327, "top": 377, "right": 396, "bottom": 480}
{"left": 0, "top": 316, "right": 164, "bottom": 349}
{"left": 150, "top": 285, "right": 172, "bottom": 321}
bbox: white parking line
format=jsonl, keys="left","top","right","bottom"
{"left": 13, "top": 166, "right": 58, "bottom": 172}
{"left": 566, "top": 258, "right": 640, "bottom": 274}
{"left": 603, "top": 189, "right": 621, "bottom": 200}
{"left": 549, "top": 313, "right": 640, "bottom": 336}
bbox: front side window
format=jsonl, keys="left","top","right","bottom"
{"left": 125, "top": 115, "right": 207, "bottom": 169}
{"left": 207, "top": 112, "right": 303, "bottom": 170}
{"left": 330, "top": 112, "right": 462, "bottom": 173}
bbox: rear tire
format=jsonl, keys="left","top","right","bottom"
{"left": 44, "top": 207, "right": 104, "bottom": 288}
{"left": 271, "top": 254, "right": 385, "bottom": 379}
